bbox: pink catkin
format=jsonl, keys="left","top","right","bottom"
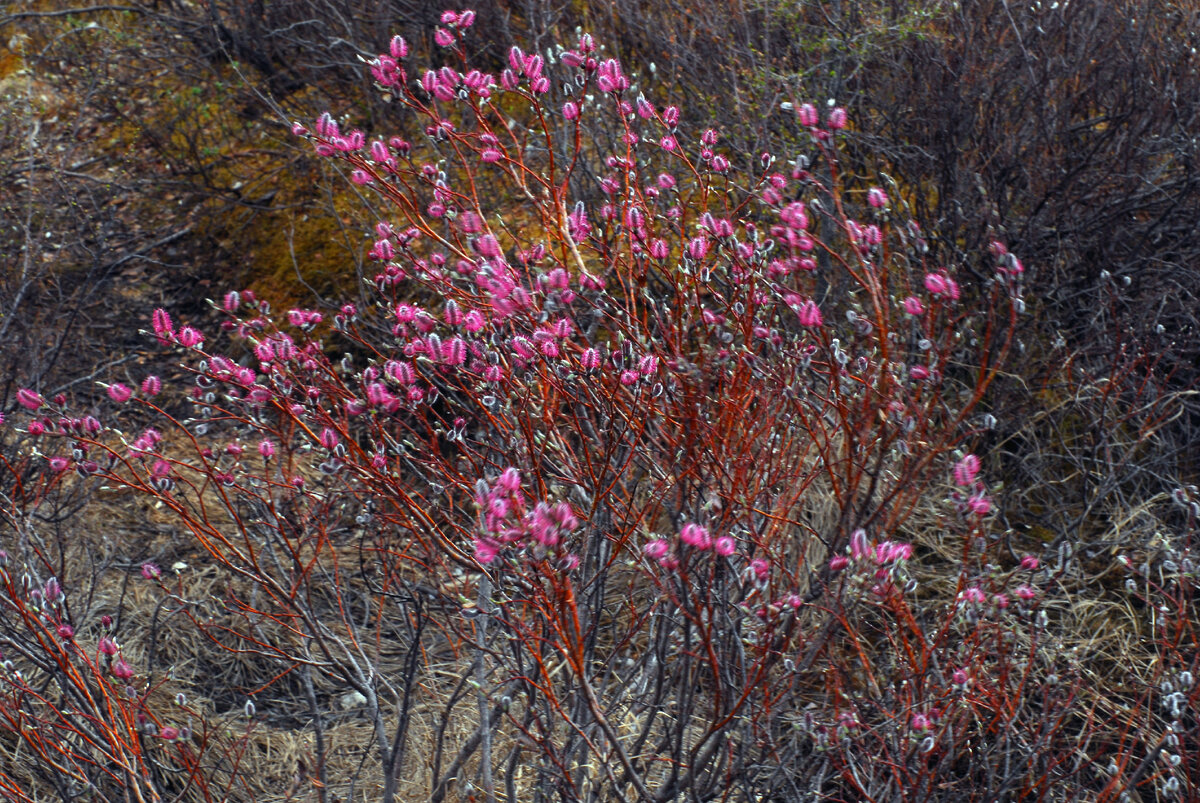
{"left": 644, "top": 539, "right": 670, "bottom": 560}
{"left": 924, "top": 273, "right": 949, "bottom": 295}
{"left": 16, "top": 389, "right": 43, "bottom": 410}
{"left": 796, "top": 300, "right": 823, "bottom": 328}
{"left": 680, "top": 523, "right": 712, "bottom": 550}
{"left": 152, "top": 308, "right": 174, "bottom": 342}
{"left": 954, "top": 454, "right": 981, "bottom": 486}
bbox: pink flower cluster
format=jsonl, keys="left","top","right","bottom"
{"left": 501, "top": 45, "right": 550, "bottom": 93}
{"left": 98, "top": 634, "right": 135, "bottom": 680}
{"left": 795, "top": 103, "right": 846, "bottom": 132}
{"left": 643, "top": 523, "right": 741, "bottom": 571}
{"left": 596, "top": 58, "right": 628, "bottom": 93}
{"left": 953, "top": 454, "right": 981, "bottom": 486}
{"left": 951, "top": 455, "right": 992, "bottom": 516}
{"left": 287, "top": 309, "right": 323, "bottom": 330}
{"left": 846, "top": 529, "right": 912, "bottom": 564}
{"left": 473, "top": 468, "right": 580, "bottom": 564}
{"left": 680, "top": 523, "right": 712, "bottom": 550}
{"left": 830, "top": 531, "right": 915, "bottom": 599}
{"left": 923, "top": 271, "right": 961, "bottom": 300}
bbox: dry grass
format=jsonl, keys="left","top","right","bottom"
{"left": 6, "top": 392, "right": 1184, "bottom": 799}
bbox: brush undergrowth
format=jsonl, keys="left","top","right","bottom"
{"left": 1, "top": 8, "right": 1197, "bottom": 803}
